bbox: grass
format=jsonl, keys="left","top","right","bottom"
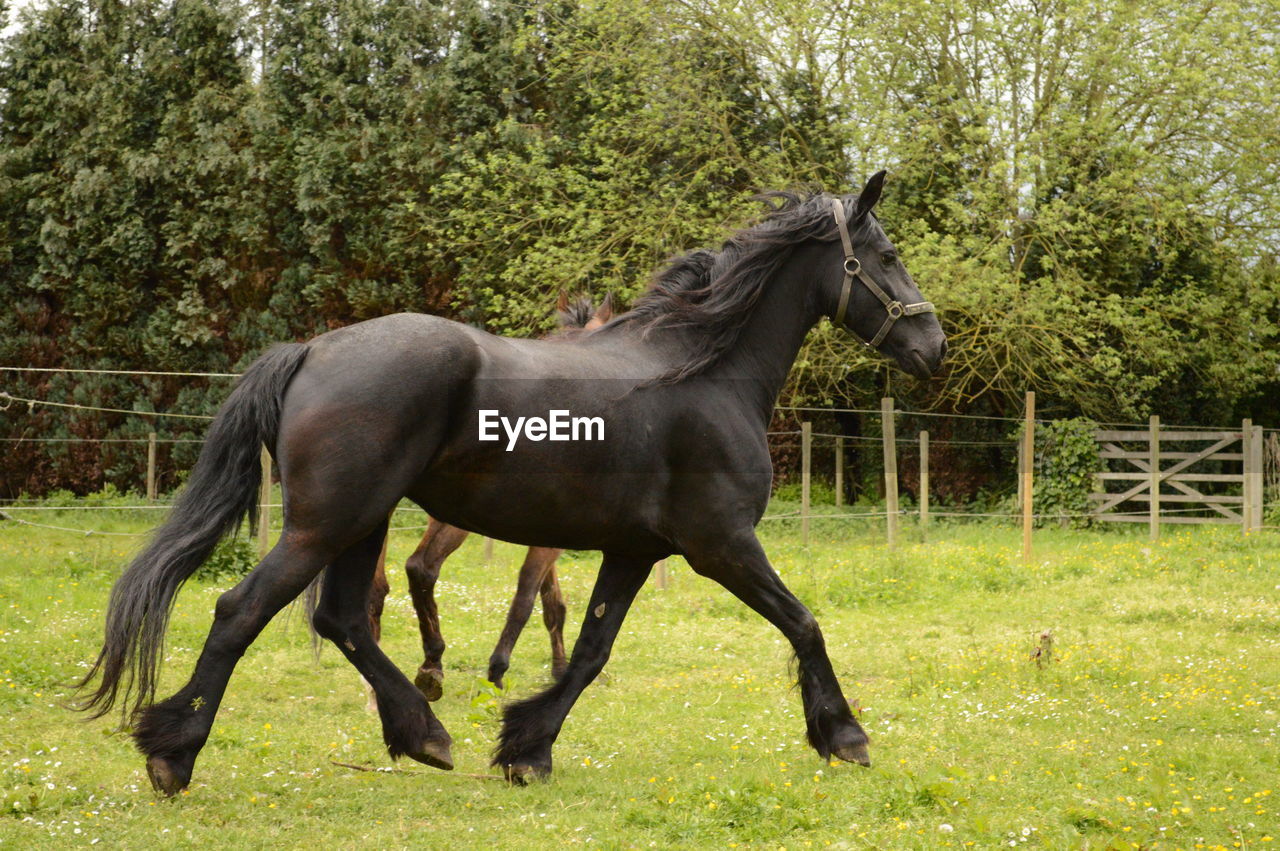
{"left": 1, "top": 502, "right": 1277, "bottom": 849}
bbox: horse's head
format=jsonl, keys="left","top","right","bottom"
{"left": 827, "top": 172, "right": 947, "bottom": 379}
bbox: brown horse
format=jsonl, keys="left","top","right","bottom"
{"left": 367, "top": 294, "right": 614, "bottom": 704}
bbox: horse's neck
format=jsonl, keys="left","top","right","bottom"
{"left": 701, "top": 247, "right": 824, "bottom": 423}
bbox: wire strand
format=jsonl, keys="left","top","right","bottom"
{"left": 0, "top": 366, "right": 240, "bottom": 378}
{"left": 0, "top": 391, "right": 215, "bottom": 420}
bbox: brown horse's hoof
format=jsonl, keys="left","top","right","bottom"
{"left": 414, "top": 666, "right": 444, "bottom": 702}
{"left": 833, "top": 741, "right": 871, "bottom": 767}
{"left": 146, "top": 756, "right": 189, "bottom": 797}
{"left": 503, "top": 762, "right": 551, "bottom": 785}
{"left": 407, "top": 739, "right": 454, "bottom": 771}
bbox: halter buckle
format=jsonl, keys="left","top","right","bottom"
{"left": 886, "top": 301, "right": 904, "bottom": 320}
{"left": 843, "top": 257, "right": 861, "bottom": 276}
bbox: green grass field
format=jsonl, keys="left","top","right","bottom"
{"left": 1, "top": 504, "right": 1277, "bottom": 849}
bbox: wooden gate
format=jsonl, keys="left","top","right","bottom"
{"left": 1090, "top": 420, "right": 1264, "bottom": 532}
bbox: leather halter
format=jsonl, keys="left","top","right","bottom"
{"left": 829, "top": 197, "right": 935, "bottom": 347}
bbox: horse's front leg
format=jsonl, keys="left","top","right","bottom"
{"left": 686, "top": 531, "right": 870, "bottom": 767}
{"left": 493, "top": 552, "right": 653, "bottom": 783}
{"left": 487, "top": 546, "right": 562, "bottom": 688}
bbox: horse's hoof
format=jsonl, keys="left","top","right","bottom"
{"left": 145, "top": 756, "right": 190, "bottom": 797}
{"left": 833, "top": 741, "right": 871, "bottom": 767}
{"left": 414, "top": 667, "right": 444, "bottom": 702}
{"left": 503, "top": 761, "right": 551, "bottom": 785}
{"left": 407, "top": 739, "right": 454, "bottom": 771}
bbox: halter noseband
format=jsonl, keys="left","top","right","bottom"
{"left": 829, "top": 197, "right": 935, "bottom": 347}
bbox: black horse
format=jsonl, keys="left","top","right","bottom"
{"left": 77, "top": 172, "right": 946, "bottom": 793}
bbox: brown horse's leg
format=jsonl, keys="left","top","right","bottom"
{"left": 403, "top": 518, "right": 469, "bottom": 701}
{"left": 132, "top": 536, "right": 333, "bottom": 796}
{"left": 493, "top": 553, "right": 653, "bottom": 783}
{"left": 685, "top": 531, "right": 869, "bottom": 768}
{"left": 362, "top": 549, "right": 391, "bottom": 712}
{"left": 538, "top": 555, "right": 568, "bottom": 680}
{"left": 312, "top": 520, "right": 453, "bottom": 771}
{"left": 486, "top": 547, "right": 560, "bottom": 688}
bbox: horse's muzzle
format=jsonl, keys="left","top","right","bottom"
{"left": 906, "top": 337, "right": 947, "bottom": 379}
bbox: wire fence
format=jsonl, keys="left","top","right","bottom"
{"left": 2, "top": 373, "right": 1278, "bottom": 551}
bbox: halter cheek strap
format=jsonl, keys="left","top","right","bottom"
{"left": 830, "top": 198, "right": 935, "bottom": 348}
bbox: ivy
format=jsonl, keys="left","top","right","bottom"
{"left": 1030, "top": 418, "right": 1100, "bottom": 529}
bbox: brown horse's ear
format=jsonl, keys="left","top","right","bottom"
{"left": 556, "top": 290, "right": 570, "bottom": 313}
{"left": 855, "top": 170, "right": 887, "bottom": 220}
{"left": 593, "top": 292, "right": 615, "bottom": 324}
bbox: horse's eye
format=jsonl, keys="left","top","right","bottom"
{"left": 881, "top": 252, "right": 897, "bottom": 266}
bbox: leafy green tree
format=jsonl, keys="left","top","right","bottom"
{"left": 424, "top": 0, "right": 781, "bottom": 334}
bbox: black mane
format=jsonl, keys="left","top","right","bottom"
{"left": 622, "top": 192, "right": 844, "bottom": 382}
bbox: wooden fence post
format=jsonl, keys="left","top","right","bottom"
{"left": 801, "top": 421, "right": 812, "bottom": 546}
{"left": 654, "top": 559, "right": 669, "bottom": 590}
{"left": 1149, "top": 415, "right": 1160, "bottom": 541}
{"left": 1252, "top": 425, "right": 1265, "bottom": 531}
{"left": 1243, "top": 421, "right": 1263, "bottom": 533}
{"left": 1243, "top": 419, "right": 1254, "bottom": 534}
{"left": 1017, "top": 426, "right": 1025, "bottom": 512}
{"left": 834, "top": 436, "right": 844, "bottom": 508}
{"left": 483, "top": 536, "right": 495, "bottom": 565}
{"left": 146, "top": 431, "right": 157, "bottom": 501}
{"left": 257, "top": 446, "right": 272, "bottom": 558}
{"left": 919, "top": 430, "right": 930, "bottom": 541}
{"left": 1022, "top": 391, "right": 1034, "bottom": 563}
{"left": 881, "top": 398, "right": 898, "bottom": 550}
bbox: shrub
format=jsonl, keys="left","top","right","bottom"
{"left": 1029, "top": 417, "right": 1100, "bottom": 528}
{"left": 195, "top": 537, "right": 258, "bottom": 582}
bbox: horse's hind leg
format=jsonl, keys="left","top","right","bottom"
{"left": 363, "top": 544, "right": 391, "bottom": 713}
{"left": 487, "top": 547, "right": 560, "bottom": 688}
{"left": 133, "top": 538, "right": 331, "bottom": 796}
{"left": 313, "top": 520, "right": 453, "bottom": 770}
{"left": 539, "top": 558, "right": 568, "bottom": 680}
{"left": 403, "top": 518, "right": 469, "bottom": 701}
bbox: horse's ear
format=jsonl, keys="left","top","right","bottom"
{"left": 855, "top": 170, "right": 887, "bottom": 220}
{"left": 556, "top": 290, "right": 570, "bottom": 313}
{"left": 594, "top": 292, "right": 615, "bottom": 324}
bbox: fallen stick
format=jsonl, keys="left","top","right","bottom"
{"left": 329, "top": 760, "right": 506, "bottom": 782}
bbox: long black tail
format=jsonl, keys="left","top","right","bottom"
{"left": 75, "top": 343, "right": 310, "bottom": 721}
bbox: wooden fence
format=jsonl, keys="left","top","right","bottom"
{"left": 790, "top": 398, "right": 1269, "bottom": 565}
{"left": 235, "top": 398, "right": 1276, "bottom": 573}
{"left": 1089, "top": 417, "right": 1264, "bottom": 534}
